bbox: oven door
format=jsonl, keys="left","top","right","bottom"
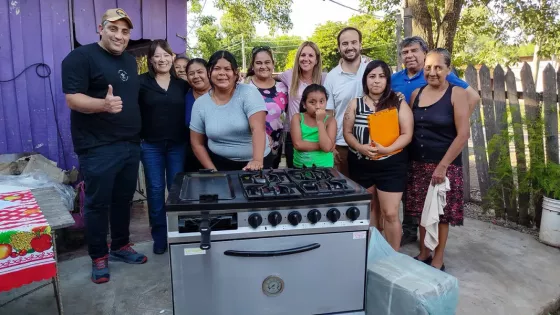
{"left": 170, "top": 231, "right": 368, "bottom": 315}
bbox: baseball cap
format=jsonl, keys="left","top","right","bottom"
{"left": 101, "top": 8, "right": 133, "bottom": 29}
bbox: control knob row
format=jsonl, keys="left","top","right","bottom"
{"left": 247, "top": 206, "right": 360, "bottom": 228}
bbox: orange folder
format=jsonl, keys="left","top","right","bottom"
{"left": 367, "top": 107, "right": 402, "bottom": 160}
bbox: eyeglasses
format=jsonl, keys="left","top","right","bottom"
{"left": 252, "top": 46, "right": 272, "bottom": 54}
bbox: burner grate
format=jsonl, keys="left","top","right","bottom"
{"left": 238, "top": 167, "right": 355, "bottom": 200}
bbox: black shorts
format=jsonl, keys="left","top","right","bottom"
{"left": 348, "top": 149, "right": 408, "bottom": 193}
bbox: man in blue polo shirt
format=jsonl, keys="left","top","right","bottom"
{"left": 392, "top": 36, "right": 480, "bottom": 110}
{"left": 392, "top": 36, "right": 480, "bottom": 246}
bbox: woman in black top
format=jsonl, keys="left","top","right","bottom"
{"left": 343, "top": 60, "right": 413, "bottom": 251}
{"left": 405, "top": 48, "right": 470, "bottom": 271}
{"left": 139, "top": 40, "right": 190, "bottom": 254}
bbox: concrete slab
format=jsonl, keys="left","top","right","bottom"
{"left": 401, "top": 218, "right": 560, "bottom": 315}
{"left": 1, "top": 218, "right": 559, "bottom": 315}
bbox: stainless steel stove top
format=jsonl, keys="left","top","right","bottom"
{"left": 166, "top": 167, "right": 372, "bottom": 248}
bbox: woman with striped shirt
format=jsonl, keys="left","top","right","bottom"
{"left": 342, "top": 60, "right": 413, "bottom": 250}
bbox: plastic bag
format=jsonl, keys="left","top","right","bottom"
{"left": 0, "top": 172, "right": 76, "bottom": 211}
{"left": 366, "top": 228, "right": 459, "bottom": 315}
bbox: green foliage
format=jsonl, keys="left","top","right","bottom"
{"left": 360, "top": 0, "right": 558, "bottom": 66}
{"left": 486, "top": 107, "right": 560, "bottom": 223}
{"left": 245, "top": 36, "right": 303, "bottom": 72}
{"left": 494, "top": 0, "right": 560, "bottom": 57}
{"left": 453, "top": 5, "right": 520, "bottom": 68}
{"left": 284, "top": 49, "right": 298, "bottom": 71}
{"left": 136, "top": 56, "right": 148, "bottom": 74}
{"left": 309, "top": 14, "right": 396, "bottom": 70}
{"left": 215, "top": 0, "right": 293, "bottom": 33}
{"left": 194, "top": 16, "right": 224, "bottom": 60}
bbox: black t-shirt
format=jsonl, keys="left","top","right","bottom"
{"left": 139, "top": 73, "right": 190, "bottom": 143}
{"left": 61, "top": 43, "right": 141, "bottom": 153}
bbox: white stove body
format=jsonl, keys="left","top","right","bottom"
{"left": 168, "top": 200, "right": 370, "bottom": 315}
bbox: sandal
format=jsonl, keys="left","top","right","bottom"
{"left": 414, "top": 255, "right": 433, "bottom": 265}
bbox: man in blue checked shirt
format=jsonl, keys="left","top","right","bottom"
{"left": 392, "top": 36, "right": 480, "bottom": 246}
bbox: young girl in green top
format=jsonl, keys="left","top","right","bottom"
{"left": 290, "top": 84, "right": 337, "bottom": 168}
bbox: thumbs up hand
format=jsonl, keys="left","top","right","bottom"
{"left": 104, "top": 85, "right": 123, "bottom": 114}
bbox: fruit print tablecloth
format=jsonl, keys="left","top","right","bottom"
{"left": 0, "top": 190, "right": 56, "bottom": 292}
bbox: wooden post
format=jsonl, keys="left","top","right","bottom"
{"left": 506, "top": 68, "right": 530, "bottom": 226}
{"left": 479, "top": 65, "right": 501, "bottom": 212}
{"left": 542, "top": 64, "right": 559, "bottom": 164}
{"left": 403, "top": 7, "right": 413, "bottom": 37}
{"left": 396, "top": 14, "right": 403, "bottom": 71}
{"left": 465, "top": 65, "right": 490, "bottom": 206}
{"left": 520, "top": 62, "right": 546, "bottom": 227}
{"left": 494, "top": 65, "right": 517, "bottom": 222}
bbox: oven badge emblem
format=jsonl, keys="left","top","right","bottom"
{"left": 262, "top": 275, "right": 284, "bottom": 296}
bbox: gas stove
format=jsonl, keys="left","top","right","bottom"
{"left": 166, "top": 167, "right": 371, "bottom": 315}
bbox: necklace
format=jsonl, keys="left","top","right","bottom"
{"left": 364, "top": 95, "right": 381, "bottom": 112}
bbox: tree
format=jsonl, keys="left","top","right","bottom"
{"left": 309, "top": 15, "right": 396, "bottom": 70}
{"left": 360, "top": 0, "right": 471, "bottom": 54}
{"left": 193, "top": 16, "right": 224, "bottom": 59}
{"left": 189, "top": 0, "right": 295, "bottom": 66}
{"left": 214, "top": 0, "right": 293, "bottom": 33}
{"left": 360, "top": 0, "right": 560, "bottom": 58}
{"left": 452, "top": 5, "right": 519, "bottom": 67}
{"left": 245, "top": 35, "right": 303, "bottom": 72}
{"left": 495, "top": 0, "right": 560, "bottom": 57}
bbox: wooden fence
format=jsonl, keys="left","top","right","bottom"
{"left": 462, "top": 62, "right": 559, "bottom": 228}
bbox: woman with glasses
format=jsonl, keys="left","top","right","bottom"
{"left": 189, "top": 50, "right": 272, "bottom": 171}
{"left": 246, "top": 46, "right": 288, "bottom": 169}
{"left": 278, "top": 41, "right": 326, "bottom": 168}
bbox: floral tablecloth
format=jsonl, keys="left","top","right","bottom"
{"left": 0, "top": 190, "right": 56, "bottom": 292}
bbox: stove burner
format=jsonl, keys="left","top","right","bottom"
{"left": 287, "top": 168, "right": 333, "bottom": 181}
{"left": 298, "top": 179, "right": 354, "bottom": 195}
{"left": 244, "top": 184, "right": 297, "bottom": 198}
{"left": 239, "top": 167, "right": 355, "bottom": 200}
{"left": 239, "top": 169, "right": 290, "bottom": 185}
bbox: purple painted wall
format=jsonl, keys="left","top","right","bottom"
{"left": 74, "top": 0, "right": 187, "bottom": 54}
{"left": 0, "top": 0, "right": 187, "bottom": 171}
{"left": 0, "top": 0, "right": 75, "bottom": 170}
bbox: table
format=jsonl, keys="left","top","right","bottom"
{"left": 0, "top": 187, "right": 75, "bottom": 314}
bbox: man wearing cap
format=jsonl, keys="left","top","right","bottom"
{"left": 62, "top": 8, "right": 147, "bottom": 284}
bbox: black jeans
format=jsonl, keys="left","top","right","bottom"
{"left": 284, "top": 132, "right": 294, "bottom": 168}
{"left": 78, "top": 141, "right": 141, "bottom": 260}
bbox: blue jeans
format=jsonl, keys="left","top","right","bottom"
{"left": 141, "top": 140, "right": 186, "bottom": 248}
{"left": 78, "top": 141, "right": 141, "bottom": 260}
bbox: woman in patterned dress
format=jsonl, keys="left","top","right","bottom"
{"left": 343, "top": 60, "right": 413, "bottom": 250}
{"left": 247, "top": 46, "right": 289, "bottom": 168}
{"left": 406, "top": 48, "right": 470, "bottom": 271}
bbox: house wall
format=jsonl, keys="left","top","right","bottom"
{"left": 0, "top": 0, "right": 187, "bottom": 171}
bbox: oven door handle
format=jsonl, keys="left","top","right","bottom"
{"left": 223, "top": 243, "right": 320, "bottom": 257}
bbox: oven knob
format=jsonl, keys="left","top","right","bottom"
{"left": 327, "top": 208, "right": 341, "bottom": 223}
{"left": 288, "top": 211, "right": 302, "bottom": 226}
{"left": 346, "top": 207, "right": 360, "bottom": 221}
{"left": 268, "top": 211, "right": 282, "bottom": 226}
{"left": 307, "top": 209, "right": 322, "bottom": 224}
{"left": 248, "top": 213, "right": 263, "bottom": 229}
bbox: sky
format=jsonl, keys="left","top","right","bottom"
{"left": 187, "top": 0, "right": 367, "bottom": 44}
